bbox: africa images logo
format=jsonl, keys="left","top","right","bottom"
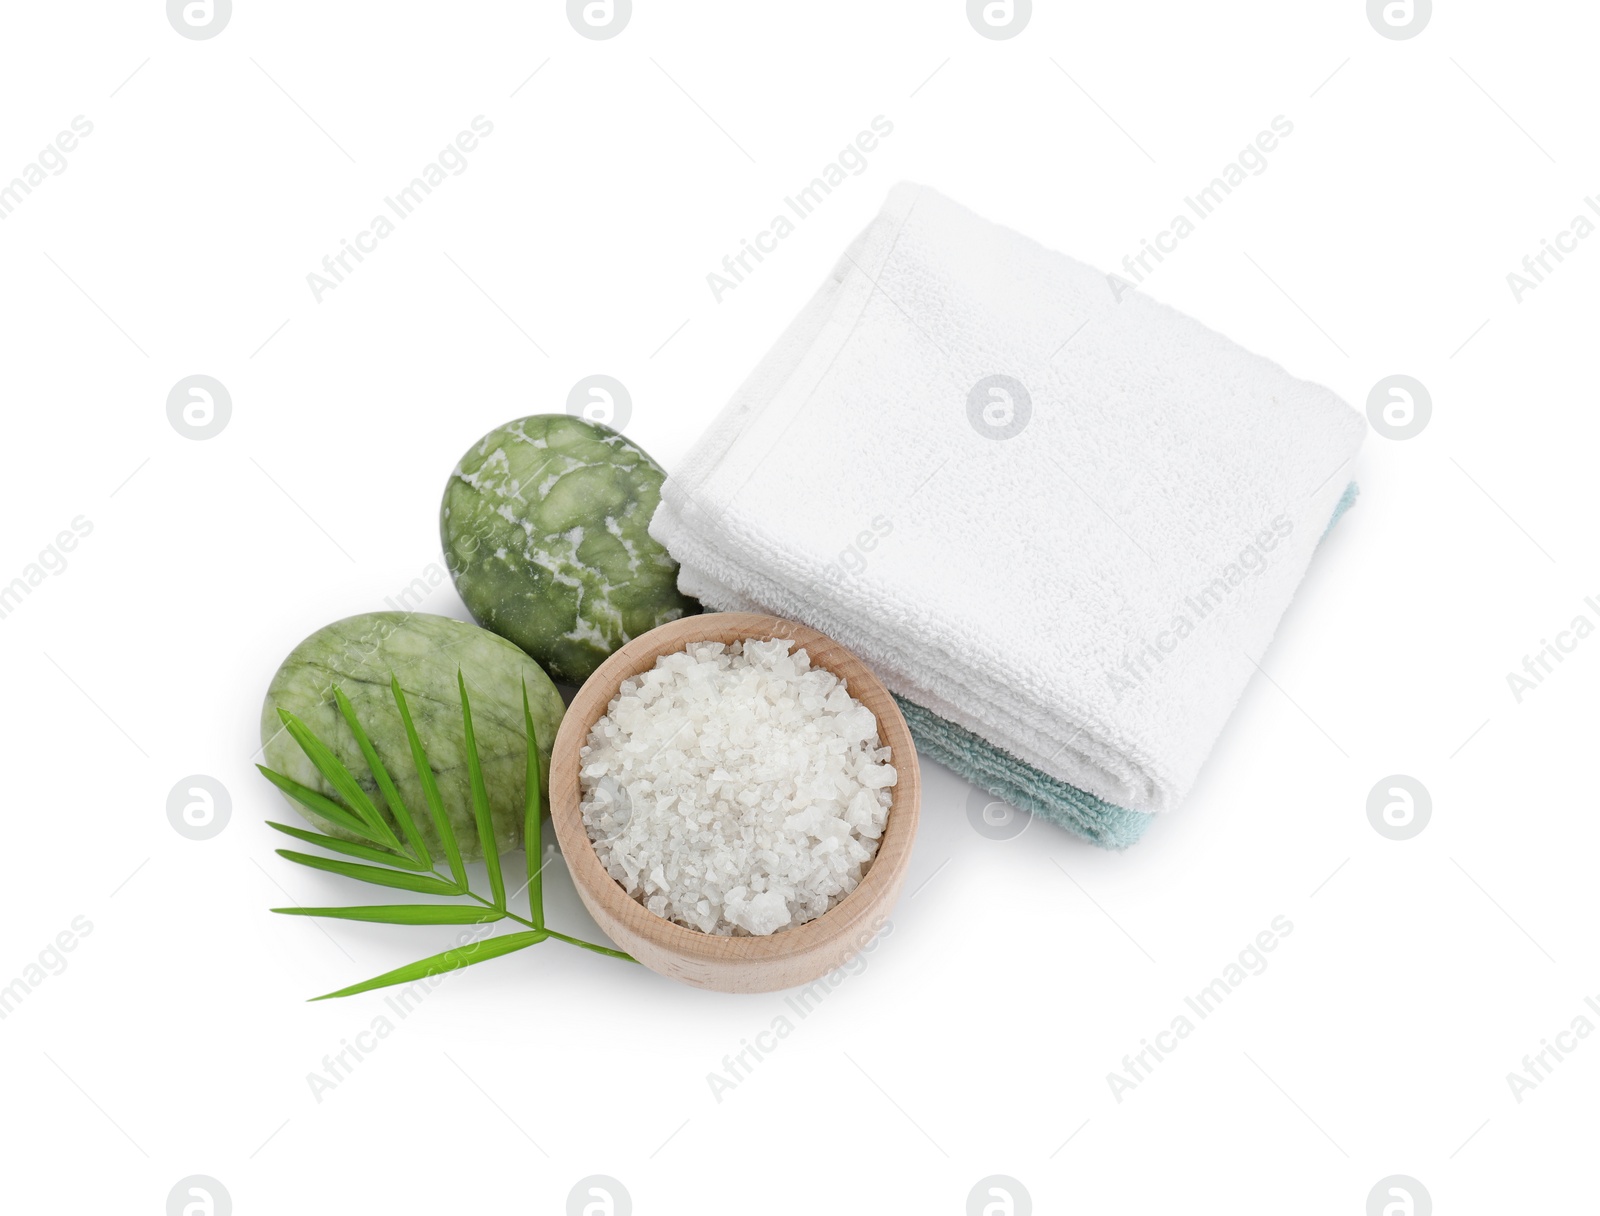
{"left": 967, "top": 0, "right": 1031, "bottom": 40}
{"left": 167, "top": 0, "right": 231, "bottom": 39}
{"left": 1366, "top": 1175, "right": 1430, "bottom": 1216}
{"left": 567, "top": 1175, "right": 631, "bottom": 1216}
{"left": 568, "top": 0, "right": 631, "bottom": 40}
{"left": 967, "top": 1175, "right": 1031, "bottom": 1216}
{"left": 167, "top": 1176, "right": 232, "bottom": 1216}
{"left": 1367, "top": 0, "right": 1430, "bottom": 40}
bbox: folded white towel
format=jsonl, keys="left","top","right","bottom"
{"left": 651, "top": 183, "right": 1364, "bottom": 815}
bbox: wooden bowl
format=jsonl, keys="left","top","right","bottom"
{"left": 548, "top": 612, "right": 920, "bottom": 993}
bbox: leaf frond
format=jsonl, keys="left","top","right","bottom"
{"left": 278, "top": 709, "right": 402, "bottom": 850}
{"left": 275, "top": 849, "right": 461, "bottom": 896}
{"left": 265, "top": 821, "right": 430, "bottom": 871}
{"left": 309, "top": 930, "right": 547, "bottom": 1000}
{"left": 273, "top": 905, "right": 505, "bottom": 926}
{"left": 459, "top": 670, "right": 505, "bottom": 910}
{"left": 333, "top": 686, "right": 431, "bottom": 866}
{"left": 390, "top": 676, "right": 468, "bottom": 889}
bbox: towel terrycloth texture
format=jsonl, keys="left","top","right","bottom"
{"left": 651, "top": 183, "right": 1366, "bottom": 844}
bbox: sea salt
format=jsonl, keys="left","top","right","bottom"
{"left": 578, "top": 637, "right": 896, "bottom": 936}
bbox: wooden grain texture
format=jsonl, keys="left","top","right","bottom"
{"left": 548, "top": 612, "right": 921, "bottom": 993}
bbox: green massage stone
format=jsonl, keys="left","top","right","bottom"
{"left": 260, "top": 612, "right": 563, "bottom": 858}
{"left": 440, "top": 414, "right": 698, "bottom": 685}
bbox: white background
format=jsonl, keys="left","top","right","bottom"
{"left": 2, "top": 2, "right": 1595, "bottom": 1212}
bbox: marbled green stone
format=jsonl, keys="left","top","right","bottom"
{"left": 439, "top": 414, "right": 698, "bottom": 684}
{"left": 259, "top": 612, "right": 563, "bottom": 858}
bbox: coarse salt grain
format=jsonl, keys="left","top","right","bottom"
{"left": 578, "top": 637, "right": 896, "bottom": 936}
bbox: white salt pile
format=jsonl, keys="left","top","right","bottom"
{"left": 578, "top": 637, "right": 896, "bottom": 936}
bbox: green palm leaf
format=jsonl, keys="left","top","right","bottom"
{"left": 278, "top": 709, "right": 402, "bottom": 850}
{"left": 523, "top": 679, "right": 545, "bottom": 930}
{"left": 273, "top": 905, "right": 506, "bottom": 926}
{"left": 309, "top": 930, "right": 548, "bottom": 1001}
{"left": 458, "top": 670, "right": 505, "bottom": 910}
{"left": 390, "top": 676, "right": 467, "bottom": 889}
{"left": 256, "top": 764, "right": 390, "bottom": 846}
{"left": 333, "top": 686, "right": 431, "bottom": 866}
{"left": 263, "top": 673, "right": 634, "bottom": 998}
{"left": 275, "top": 849, "right": 461, "bottom": 896}
{"left": 265, "top": 821, "right": 431, "bottom": 871}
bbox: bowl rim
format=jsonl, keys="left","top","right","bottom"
{"left": 547, "top": 611, "right": 920, "bottom": 968}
